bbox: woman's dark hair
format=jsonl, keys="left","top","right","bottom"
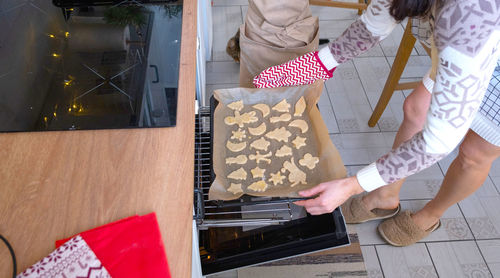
{"left": 390, "top": 0, "right": 435, "bottom": 21}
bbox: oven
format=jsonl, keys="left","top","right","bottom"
{"left": 193, "top": 98, "right": 350, "bottom": 276}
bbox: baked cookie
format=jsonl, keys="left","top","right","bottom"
{"left": 250, "top": 137, "right": 271, "bottom": 151}
{"left": 226, "top": 140, "right": 247, "bottom": 152}
{"left": 224, "top": 111, "right": 258, "bottom": 128}
{"left": 227, "top": 100, "right": 243, "bottom": 111}
{"left": 227, "top": 183, "right": 243, "bottom": 194}
{"left": 292, "top": 136, "right": 306, "bottom": 149}
{"left": 294, "top": 96, "right": 306, "bottom": 117}
{"left": 226, "top": 155, "right": 248, "bottom": 165}
{"left": 252, "top": 103, "right": 270, "bottom": 118}
{"left": 270, "top": 113, "right": 292, "bottom": 123}
{"left": 230, "top": 128, "right": 246, "bottom": 141}
{"left": 248, "top": 122, "right": 266, "bottom": 136}
{"left": 248, "top": 180, "right": 268, "bottom": 192}
{"left": 269, "top": 171, "right": 286, "bottom": 186}
{"left": 249, "top": 151, "right": 272, "bottom": 164}
{"left": 251, "top": 166, "right": 266, "bottom": 178}
{"left": 265, "top": 127, "right": 292, "bottom": 143}
{"left": 289, "top": 119, "right": 308, "bottom": 133}
{"left": 299, "top": 153, "right": 319, "bottom": 170}
{"left": 275, "top": 145, "right": 292, "bottom": 157}
{"left": 228, "top": 167, "right": 247, "bottom": 180}
{"left": 282, "top": 158, "right": 307, "bottom": 187}
{"left": 272, "top": 99, "right": 291, "bottom": 113}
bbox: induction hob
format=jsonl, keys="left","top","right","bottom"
{"left": 0, "top": 0, "right": 182, "bottom": 132}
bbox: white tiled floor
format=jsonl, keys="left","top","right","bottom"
{"left": 207, "top": 2, "right": 500, "bottom": 277}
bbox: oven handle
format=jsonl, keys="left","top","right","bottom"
{"left": 198, "top": 218, "right": 289, "bottom": 229}
{"left": 149, "top": 65, "right": 159, "bottom": 83}
{"left": 212, "top": 197, "right": 313, "bottom": 208}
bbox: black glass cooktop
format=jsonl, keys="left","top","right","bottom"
{"left": 0, "top": 0, "right": 182, "bottom": 132}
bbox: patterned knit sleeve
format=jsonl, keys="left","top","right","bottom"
{"left": 317, "top": 0, "right": 398, "bottom": 69}
{"left": 356, "top": 0, "right": 500, "bottom": 191}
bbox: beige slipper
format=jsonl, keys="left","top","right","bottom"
{"left": 341, "top": 196, "right": 401, "bottom": 224}
{"left": 377, "top": 210, "right": 441, "bottom": 247}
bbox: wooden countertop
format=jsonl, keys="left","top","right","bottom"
{"left": 0, "top": 1, "right": 197, "bottom": 277}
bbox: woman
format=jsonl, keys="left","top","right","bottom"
{"left": 253, "top": 0, "right": 500, "bottom": 246}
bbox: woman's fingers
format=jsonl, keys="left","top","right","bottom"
{"left": 295, "top": 177, "right": 364, "bottom": 215}
{"left": 303, "top": 207, "right": 325, "bottom": 215}
{"left": 298, "top": 183, "right": 326, "bottom": 197}
{"left": 293, "top": 196, "right": 321, "bottom": 207}
{"left": 295, "top": 195, "right": 336, "bottom": 215}
{"left": 301, "top": 201, "right": 333, "bottom": 215}
{"left": 293, "top": 200, "right": 307, "bottom": 206}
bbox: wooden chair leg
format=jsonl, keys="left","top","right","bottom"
{"left": 310, "top": 0, "right": 367, "bottom": 10}
{"left": 358, "top": 0, "right": 364, "bottom": 14}
{"left": 368, "top": 20, "right": 416, "bottom": 127}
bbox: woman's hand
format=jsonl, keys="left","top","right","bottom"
{"left": 253, "top": 51, "right": 335, "bottom": 88}
{"left": 294, "top": 176, "right": 365, "bottom": 215}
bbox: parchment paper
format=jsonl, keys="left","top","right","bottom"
{"left": 209, "top": 81, "right": 346, "bottom": 200}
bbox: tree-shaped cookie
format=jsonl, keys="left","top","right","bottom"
{"left": 228, "top": 167, "right": 247, "bottom": 180}
{"left": 227, "top": 183, "right": 243, "bottom": 194}
{"left": 272, "top": 99, "right": 290, "bottom": 113}
{"left": 248, "top": 180, "right": 268, "bottom": 192}
{"left": 276, "top": 145, "right": 292, "bottom": 157}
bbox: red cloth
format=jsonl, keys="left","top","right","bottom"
{"left": 56, "top": 213, "right": 171, "bottom": 278}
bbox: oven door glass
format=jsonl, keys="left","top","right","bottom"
{"left": 0, "top": 1, "right": 182, "bottom": 132}
{"left": 199, "top": 207, "right": 350, "bottom": 276}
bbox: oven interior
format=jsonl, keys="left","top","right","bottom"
{"left": 194, "top": 99, "right": 350, "bottom": 276}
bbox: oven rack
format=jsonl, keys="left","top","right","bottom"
{"left": 194, "top": 106, "right": 307, "bottom": 229}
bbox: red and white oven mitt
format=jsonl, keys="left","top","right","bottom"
{"left": 253, "top": 51, "right": 336, "bottom": 88}
{"left": 18, "top": 213, "right": 171, "bottom": 278}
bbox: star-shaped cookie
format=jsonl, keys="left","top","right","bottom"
{"left": 269, "top": 171, "right": 286, "bottom": 185}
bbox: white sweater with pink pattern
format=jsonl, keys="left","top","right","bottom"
{"left": 318, "top": 0, "right": 500, "bottom": 191}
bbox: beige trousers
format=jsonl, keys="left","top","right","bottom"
{"left": 239, "top": 0, "right": 319, "bottom": 87}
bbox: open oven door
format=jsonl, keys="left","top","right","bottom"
{"left": 194, "top": 100, "right": 350, "bottom": 276}
{"left": 197, "top": 208, "right": 350, "bottom": 276}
